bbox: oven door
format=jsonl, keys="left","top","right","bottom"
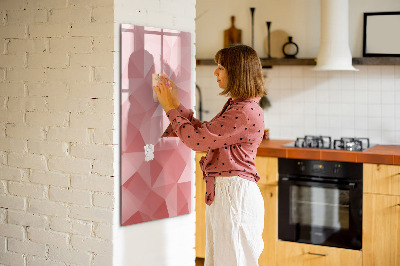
{"left": 278, "top": 176, "right": 362, "bottom": 250}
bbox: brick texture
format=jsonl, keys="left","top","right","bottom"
{"left": 0, "top": 0, "right": 114, "bottom": 264}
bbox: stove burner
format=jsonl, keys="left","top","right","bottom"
{"left": 286, "top": 136, "right": 372, "bottom": 151}
{"left": 333, "top": 137, "right": 370, "bottom": 151}
{"left": 295, "top": 135, "right": 332, "bottom": 149}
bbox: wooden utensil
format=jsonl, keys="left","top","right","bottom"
{"left": 224, "top": 16, "right": 242, "bottom": 48}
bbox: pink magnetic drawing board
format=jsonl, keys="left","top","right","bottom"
{"left": 120, "top": 24, "right": 192, "bottom": 226}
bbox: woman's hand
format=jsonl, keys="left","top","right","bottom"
{"left": 160, "top": 75, "right": 180, "bottom": 108}
{"left": 153, "top": 76, "right": 176, "bottom": 113}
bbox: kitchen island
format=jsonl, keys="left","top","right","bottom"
{"left": 195, "top": 140, "right": 400, "bottom": 266}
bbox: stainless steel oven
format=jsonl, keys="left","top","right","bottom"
{"left": 278, "top": 158, "right": 363, "bottom": 250}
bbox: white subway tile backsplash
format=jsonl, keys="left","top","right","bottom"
{"left": 381, "top": 66, "right": 395, "bottom": 77}
{"left": 381, "top": 78, "right": 395, "bottom": 91}
{"left": 291, "top": 67, "right": 303, "bottom": 78}
{"left": 368, "top": 117, "right": 382, "bottom": 131}
{"left": 316, "top": 115, "right": 330, "bottom": 128}
{"left": 329, "top": 71, "right": 342, "bottom": 80}
{"left": 382, "top": 105, "right": 395, "bottom": 118}
{"left": 316, "top": 89, "right": 329, "bottom": 103}
{"left": 367, "top": 77, "right": 381, "bottom": 91}
{"left": 396, "top": 90, "right": 400, "bottom": 105}
{"left": 292, "top": 92, "right": 304, "bottom": 103}
{"left": 304, "top": 126, "right": 317, "bottom": 136}
{"left": 355, "top": 128, "right": 368, "bottom": 138}
{"left": 329, "top": 103, "right": 341, "bottom": 116}
{"left": 354, "top": 73, "right": 368, "bottom": 91}
{"left": 367, "top": 104, "right": 382, "bottom": 118}
{"left": 368, "top": 130, "right": 382, "bottom": 143}
{"left": 382, "top": 117, "right": 396, "bottom": 131}
{"left": 341, "top": 89, "right": 355, "bottom": 104}
{"left": 280, "top": 114, "right": 292, "bottom": 127}
{"left": 316, "top": 103, "right": 330, "bottom": 116}
{"left": 341, "top": 104, "right": 355, "bottom": 116}
{"left": 328, "top": 74, "right": 341, "bottom": 89}
{"left": 279, "top": 77, "right": 291, "bottom": 89}
{"left": 382, "top": 131, "right": 396, "bottom": 144}
{"left": 367, "top": 65, "right": 381, "bottom": 76}
{"left": 395, "top": 66, "right": 400, "bottom": 78}
{"left": 342, "top": 128, "right": 355, "bottom": 137}
{"left": 303, "top": 67, "right": 316, "bottom": 78}
{"left": 367, "top": 91, "right": 381, "bottom": 105}
{"left": 341, "top": 71, "right": 355, "bottom": 81}
{"left": 291, "top": 78, "right": 304, "bottom": 90}
{"left": 304, "top": 102, "right": 316, "bottom": 115}
{"left": 328, "top": 88, "right": 342, "bottom": 103}
{"left": 342, "top": 117, "right": 355, "bottom": 129}
{"left": 329, "top": 116, "right": 342, "bottom": 130}
{"left": 304, "top": 89, "right": 316, "bottom": 103}
{"left": 195, "top": 65, "right": 400, "bottom": 144}
{"left": 355, "top": 104, "right": 368, "bottom": 117}
{"left": 278, "top": 67, "right": 292, "bottom": 78}
{"left": 382, "top": 90, "right": 395, "bottom": 104}
{"left": 355, "top": 89, "right": 368, "bottom": 104}
{"left": 279, "top": 126, "right": 293, "bottom": 138}
{"left": 315, "top": 70, "right": 329, "bottom": 78}
{"left": 316, "top": 77, "right": 329, "bottom": 90}
{"left": 292, "top": 113, "right": 305, "bottom": 127}
{"left": 355, "top": 116, "right": 368, "bottom": 130}
{"left": 396, "top": 131, "right": 400, "bottom": 144}
{"left": 396, "top": 105, "right": 400, "bottom": 117}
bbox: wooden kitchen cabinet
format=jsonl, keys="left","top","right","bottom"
{"left": 258, "top": 184, "right": 278, "bottom": 266}
{"left": 195, "top": 154, "right": 279, "bottom": 264}
{"left": 195, "top": 152, "right": 207, "bottom": 258}
{"left": 363, "top": 193, "right": 400, "bottom": 266}
{"left": 364, "top": 163, "right": 400, "bottom": 196}
{"left": 363, "top": 163, "right": 400, "bottom": 266}
{"left": 276, "top": 241, "right": 362, "bottom": 266}
{"left": 255, "top": 156, "right": 278, "bottom": 186}
{"left": 256, "top": 156, "right": 278, "bottom": 266}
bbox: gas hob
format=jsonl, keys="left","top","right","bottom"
{"left": 282, "top": 135, "right": 375, "bottom": 151}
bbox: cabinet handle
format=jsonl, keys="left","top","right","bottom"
{"left": 307, "top": 252, "right": 328, "bottom": 256}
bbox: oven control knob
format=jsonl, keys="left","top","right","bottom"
{"left": 334, "top": 164, "right": 341, "bottom": 174}
{"left": 298, "top": 161, "right": 305, "bottom": 171}
{"left": 334, "top": 167, "right": 339, "bottom": 174}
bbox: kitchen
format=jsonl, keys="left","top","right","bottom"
{"left": 0, "top": 0, "right": 398, "bottom": 265}
{"left": 195, "top": 0, "right": 400, "bottom": 265}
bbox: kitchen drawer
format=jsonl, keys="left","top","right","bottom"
{"left": 364, "top": 164, "right": 400, "bottom": 196}
{"left": 276, "top": 241, "right": 362, "bottom": 266}
{"left": 255, "top": 156, "right": 278, "bottom": 186}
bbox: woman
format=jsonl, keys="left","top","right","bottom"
{"left": 153, "top": 44, "right": 266, "bottom": 266}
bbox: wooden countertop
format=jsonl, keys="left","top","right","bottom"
{"left": 256, "top": 139, "right": 400, "bottom": 165}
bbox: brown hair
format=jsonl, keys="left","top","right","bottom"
{"left": 214, "top": 44, "right": 266, "bottom": 99}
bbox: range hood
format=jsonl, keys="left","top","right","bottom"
{"left": 314, "top": 0, "right": 358, "bottom": 71}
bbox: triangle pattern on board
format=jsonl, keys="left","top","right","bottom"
{"left": 120, "top": 24, "right": 192, "bottom": 226}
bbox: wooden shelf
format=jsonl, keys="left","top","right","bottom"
{"left": 196, "top": 57, "right": 400, "bottom": 67}
{"left": 352, "top": 57, "right": 400, "bottom": 65}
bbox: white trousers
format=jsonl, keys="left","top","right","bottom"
{"left": 205, "top": 176, "right": 264, "bottom": 266}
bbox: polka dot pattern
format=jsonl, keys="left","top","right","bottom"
{"left": 163, "top": 97, "right": 265, "bottom": 205}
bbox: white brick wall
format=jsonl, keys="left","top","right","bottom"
{"left": 0, "top": 0, "right": 114, "bottom": 265}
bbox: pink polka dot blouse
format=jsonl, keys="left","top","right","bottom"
{"left": 162, "top": 97, "right": 265, "bottom": 205}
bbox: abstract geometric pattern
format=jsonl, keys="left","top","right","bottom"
{"left": 120, "top": 24, "right": 192, "bottom": 226}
